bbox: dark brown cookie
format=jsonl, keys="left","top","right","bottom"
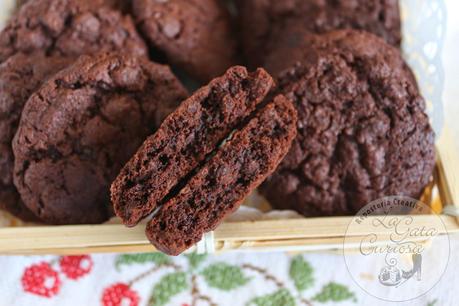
{"left": 13, "top": 52, "right": 187, "bottom": 224}
{"left": 0, "top": 0, "right": 147, "bottom": 63}
{"left": 146, "top": 95, "right": 297, "bottom": 255}
{"left": 103, "top": 0, "right": 132, "bottom": 12}
{"left": 264, "top": 28, "right": 418, "bottom": 83}
{"left": 0, "top": 52, "right": 73, "bottom": 221}
{"left": 132, "top": 0, "right": 239, "bottom": 82}
{"left": 15, "top": 0, "right": 127, "bottom": 11}
{"left": 111, "top": 66, "right": 274, "bottom": 227}
{"left": 260, "top": 30, "right": 435, "bottom": 217}
{"left": 237, "top": 0, "right": 401, "bottom": 69}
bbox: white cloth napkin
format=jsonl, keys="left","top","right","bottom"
{"left": 0, "top": 234, "right": 458, "bottom": 306}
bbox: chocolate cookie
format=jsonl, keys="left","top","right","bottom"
{"left": 237, "top": 0, "right": 401, "bottom": 68}
{"left": 111, "top": 66, "right": 275, "bottom": 227}
{"left": 260, "top": 30, "right": 435, "bottom": 217}
{"left": 15, "top": 0, "right": 127, "bottom": 11}
{"left": 103, "top": 0, "right": 132, "bottom": 12}
{"left": 132, "top": 0, "right": 238, "bottom": 82}
{"left": 264, "top": 28, "right": 418, "bottom": 83}
{"left": 13, "top": 52, "right": 187, "bottom": 224}
{"left": 0, "top": 0, "right": 147, "bottom": 63}
{"left": 146, "top": 95, "right": 297, "bottom": 255}
{"left": 0, "top": 52, "right": 74, "bottom": 221}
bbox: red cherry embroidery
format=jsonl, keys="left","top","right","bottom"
{"left": 21, "top": 262, "right": 61, "bottom": 298}
{"left": 59, "top": 255, "right": 93, "bottom": 280}
{"left": 102, "top": 283, "right": 139, "bottom": 306}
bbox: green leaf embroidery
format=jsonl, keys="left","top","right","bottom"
{"left": 312, "top": 282, "right": 356, "bottom": 303}
{"left": 427, "top": 299, "right": 438, "bottom": 306}
{"left": 247, "top": 289, "right": 296, "bottom": 306}
{"left": 201, "top": 263, "right": 250, "bottom": 290}
{"left": 149, "top": 272, "right": 188, "bottom": 306}
{"left": 115, "top": 253, "right": 171, "bottom": 270}
{"left": 185, "top": 253, "right": 207, "bottom": 270}
{"left": 289, "top": 255, "right": 314, "bottom": 291}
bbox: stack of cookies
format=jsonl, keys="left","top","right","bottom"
{"left": 0, "top": 0, "right": 435, "bottom": 255}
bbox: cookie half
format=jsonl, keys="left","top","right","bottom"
{"left": 146, "top": 95, "right": 297, "bottom": 255}
{"left": 111, "top": 66, "right": 274, "bottom": 227}
{"left": 260, "top": 30, "right": 435, "bottom": 217}
{"left": 13, "top": 52, "right": 187, "bottom": 224}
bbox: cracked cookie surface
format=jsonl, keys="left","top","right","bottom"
{"left": 0, "top": 52, "right": 73, "bottom": 221}
{"left": 132, "top": 0, "right": 238, "bottom": 82}
{"left": 237, "top": 0, "right": 401, "bottom": 69}
{"left": 259, "top": 30, "right": 435, "bottom": 217}
{"left": 264, "top": 27, "right": 417, "bottom": 83}
{"left": 13, "top": 52, "right": 187, "bottom": 224}
{"left": 0, "top": 0, "right": 147, "bottom": 63}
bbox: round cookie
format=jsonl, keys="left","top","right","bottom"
{"left": 259, "top": 30, "right": 435, "bottom": 217}
{"left": 132, "top": 0, "right": 238, "bottom": 82}
{"left": 13, "top": 52, "right": 188, "bottom": 224}
{"left": 237, "top": 0, "right": 401, "bottom": 69}
{"left": 0, "top": 52, "right": 73, "bottom": 221}
{"left": 0, "top": 0, "right": 147, "bottom": 63}
{"left": 263, "top": 28, "right": 418, "bottom": 85}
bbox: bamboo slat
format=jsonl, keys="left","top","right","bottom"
{"left": 0, "top": 215, "right": 457, "bottom": 254}
{"left": 437, "top": 128, "right": 459, "bottom": 212}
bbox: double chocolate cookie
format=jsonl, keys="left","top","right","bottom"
{"left": 260, "top": 30, "right": 435, "bottom": 217}
{"left": 147, "top": 95, "right": 297, "bottom": 255}
{"left": 0, "top": 0, "right": 150, "bottom": 222}
{"left": 112, "top": 66, "right": 297, "bottom": 255}
{"left": 0, "top": 0, "right": 147, "bottom": 63}
{"left": 14, "top": 0, "right": 128, "bottom": 11}
{"left": 112, "top": 66, "right": 274, "bottom": 226}
{"left": 263, "top": 28, "right": 417, "bottom": 82}
{"left": 13, "top": 52, "right": 188, "bottom": 224}
{"left": 237, "top": 0, "right": 401, "bottom": 69}
{"left": 132, "top": 0, "right": 238, "bottom": 82}
{"left": 0, "top": 53, "right": 73, "bottom": 221}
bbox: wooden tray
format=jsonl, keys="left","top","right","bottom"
{"left": 0, "top": 0, "right": 456, "bottom": 256}
{"left": 0, "top": 129, "right": 457, "bottom": 255}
